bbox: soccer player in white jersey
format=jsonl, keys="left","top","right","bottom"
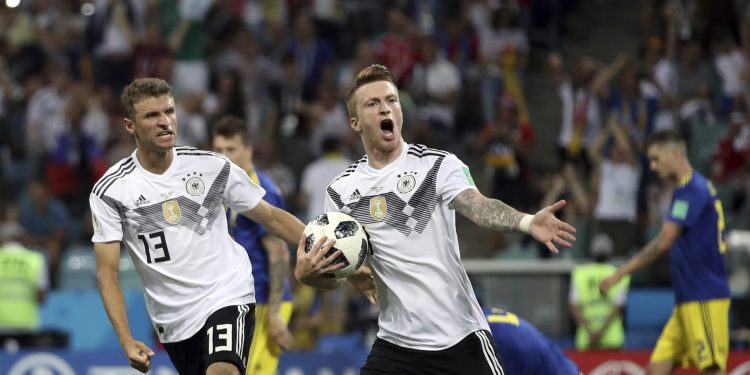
{"left": 89, "top": 78, "right": 309, "bottom": 375}
{"left": 294, "top": 65, "right": 577, "bottom": 374}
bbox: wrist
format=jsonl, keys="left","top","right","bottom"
{"left": 519, "top": 214, "right": 534, "bottom": 233}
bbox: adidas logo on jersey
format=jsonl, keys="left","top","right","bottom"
{"left": 348, "top": 189, "right": 362, "bottom": 202}
{"left": 135, "top": 194, "right": 150, "bottom": 207}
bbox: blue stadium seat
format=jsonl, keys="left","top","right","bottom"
{"left": 40, "top": 290, "right": 153, "bottom": 351}
{"left": 624, "top": 288, "right": 674, "bottom": 349}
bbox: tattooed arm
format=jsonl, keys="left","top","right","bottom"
{"left": 449, "top": 189, "right": 577, "bottom": 254}
{"left": 261, "top": 235, "right": 294, "bottom": 350}
{"left": 449, "top": 189, "right": 525, "bottom": 231}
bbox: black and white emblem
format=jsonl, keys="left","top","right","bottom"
{"left": 186, "top": 176, "right": 205, "bottom": 196}
{"left": 397, "top": 175, "right": 416, "bottom": 194}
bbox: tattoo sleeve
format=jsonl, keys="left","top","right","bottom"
{"left": 262, "top": 236, "right": 289, "bottom": 314}
{"left": 449, "top": 189, "right": 524, "bottom": 232}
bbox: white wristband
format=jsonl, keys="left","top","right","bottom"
{"left": 519, "top": 214, "right": 534, "bottom": 233}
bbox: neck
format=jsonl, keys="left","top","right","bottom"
{"left": 242, "top": 163, "right": 255, "bottom": 175}
{"left": 137, "top": 147, "right": 173, "bottom": 174}
{"left": 672, "top": 160, "right": 692, "bottom": 182}
{"left": 365, "top": 140, "right": 404, "bottom": 169}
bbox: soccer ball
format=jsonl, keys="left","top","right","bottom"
{"left": 303, "top": 212, "right": 371, "bottom": 279}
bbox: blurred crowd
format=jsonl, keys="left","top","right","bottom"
{"left": 1, "top": 0, "right": 750, "bottom": 348}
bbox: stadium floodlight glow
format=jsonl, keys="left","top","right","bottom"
{"left": 6, "top": 0, "right": 21, "bottom": 9}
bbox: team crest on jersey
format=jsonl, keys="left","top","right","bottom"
{"left": 186, "top": 176, "right": 205, "bottom": 196}
{"left": 162, "top": 200, "right": 182, "bottom": 224}
{"left": 369, "top": 196, "right": 387, "bottom": 221}
{"left": 396, "top": 174, "right": 416, "bottom": 193}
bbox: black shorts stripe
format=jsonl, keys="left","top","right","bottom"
{"left": 236, "top": 305, "right": 248, "bottom": 363}
{"left": 700, "top": 302, "right": 716, "bottom": 365}
{"left": 475, "top": 331, "right": 504, "bottom": 375}
{"left": 97, "top": 163, "right": 136, "bottom": 197}
{"left": 93, "top": 158, "right": 134, "bottom": 195}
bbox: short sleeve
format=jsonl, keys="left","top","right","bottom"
{"left": 224, "top": 161, "right": 266, "bottom": 212}
{"left": 323, "top": 186, "right": 338, "bottom": 213}
{"left": 667, "top": 186, "right": 705, "bottom": 229}
{"left": 438, "top": 154, "right": 478, "bottom": 206}
{"left": 89, "top": 193, "right": 124, "bottom": 243}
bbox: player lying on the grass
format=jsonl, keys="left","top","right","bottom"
{"left": 485, "top": 308, "right": 581, "bottom": 375}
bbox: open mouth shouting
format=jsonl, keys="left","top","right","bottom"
{"left": 157, "top": 130, "right": 174, "bottom": 141}
{"left": 380, "top": 119, "right": 395, "bottom": 140}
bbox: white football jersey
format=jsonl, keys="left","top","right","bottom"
{"left": 90, "top": 146, "right": 265, "bottom": 343}
{"left": 324, "top": 142, "right": 490, "bottom": 350}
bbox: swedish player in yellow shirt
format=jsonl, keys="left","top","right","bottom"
{"left": 600, "top": 130, "right": 730, "bottom": 375}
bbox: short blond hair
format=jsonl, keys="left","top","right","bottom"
{"left": 344, "top": 64, "right": 396, "bottom": 118}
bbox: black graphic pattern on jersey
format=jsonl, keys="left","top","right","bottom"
{"left": 94, "top": 158, "right": 135, "bottom": 197}
{"left": 101, "top": 161, "right": 231, "bottom": 235}
{"left": 327, "top": 153, "right": 445, "bottom": 237}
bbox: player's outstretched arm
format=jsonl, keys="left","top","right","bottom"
{"left": 294, "top": 234, "right": 345, "bottom": 290}
{"left": 94, "top": 241, "right": 154, "bottom": 373}
{"left": 449, "top": 189, "right": 576, "bottom": 253}
{"left": 241, "top": 200, "right": 305, "bottom": 245}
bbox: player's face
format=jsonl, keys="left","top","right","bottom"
{"left": 351, "top": 80, "right": 403, "bottom": 152}
{"left": 647, "top": 144, "right": 675, "bottom": 180}
{"left": 213, "top": 134, "right": 252, "bottom": 169}
{"left": 125, "top": 95, "right": 177, "bottom": 153}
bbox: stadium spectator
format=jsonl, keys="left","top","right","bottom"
{"left": 408, "top": 35, "right": 462, "bottom": 149}
{"left": 42, "top": 84, "right": 109, "bottom": 215}
{"left": 298, "top": 136, "right": 353, "bottom": 223}
{"left": 569, "top": 233, "right": 630, "bottom": 351}
{"left": 713, "top": 32, "right": 746, "bottom": 120}
{"left": 211, "top": 116, "right": 294, "bottom": 375}
{"left": 17, "top": 181, "right": 69, "bottom": 288}
{"left": 589, "top": 116, "right": 641, "bottom": 257}
{"left": 286, "top": 12, "right": 337, "bottom": 101}
{"left": 475, "top": 94, "right": 534, "bottom": 252}
{"left": 375, "top": 9, "right": 419, "bottom": 86}
{"left": 548, "top": 52, "right": 628, "bottom": 172}
{"left": 295, "top": 64, "right": 575, "bottom": 374}
{"left": 306, "top": 83, "right": 352, "bottom": 158}
{"left": 535, "top": 163, "right": 591, "bottom": 259}
{"left": 88, "top": 78, "right": 312, "bottom": 374}
{"left": 600, "top": 130, "right": 731, "bottom": 375}
{"left": 485, "top": 308, "right": 581, "bottom": 375}
{"left": 710, "top": 111, "right": 750, "bottom": 213}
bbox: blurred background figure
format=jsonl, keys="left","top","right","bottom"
{"left": 298, "top": 136, "right": 353, "bottom": 223}
{"left": 569, "top": 233, "right": 630, "bottom": 351}
{"left": 0, "top": 221, "right": 48, "bottom": 348}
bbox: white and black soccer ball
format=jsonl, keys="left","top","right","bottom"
{"left": 303, "top": 212, "right": 371, "bottom": 279}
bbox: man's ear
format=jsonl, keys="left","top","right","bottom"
{"left": 350, "top": 117, "right": 360, "bottom": 132}
{"left": 124, "top": 118, "right": 135, "bottom": 135}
